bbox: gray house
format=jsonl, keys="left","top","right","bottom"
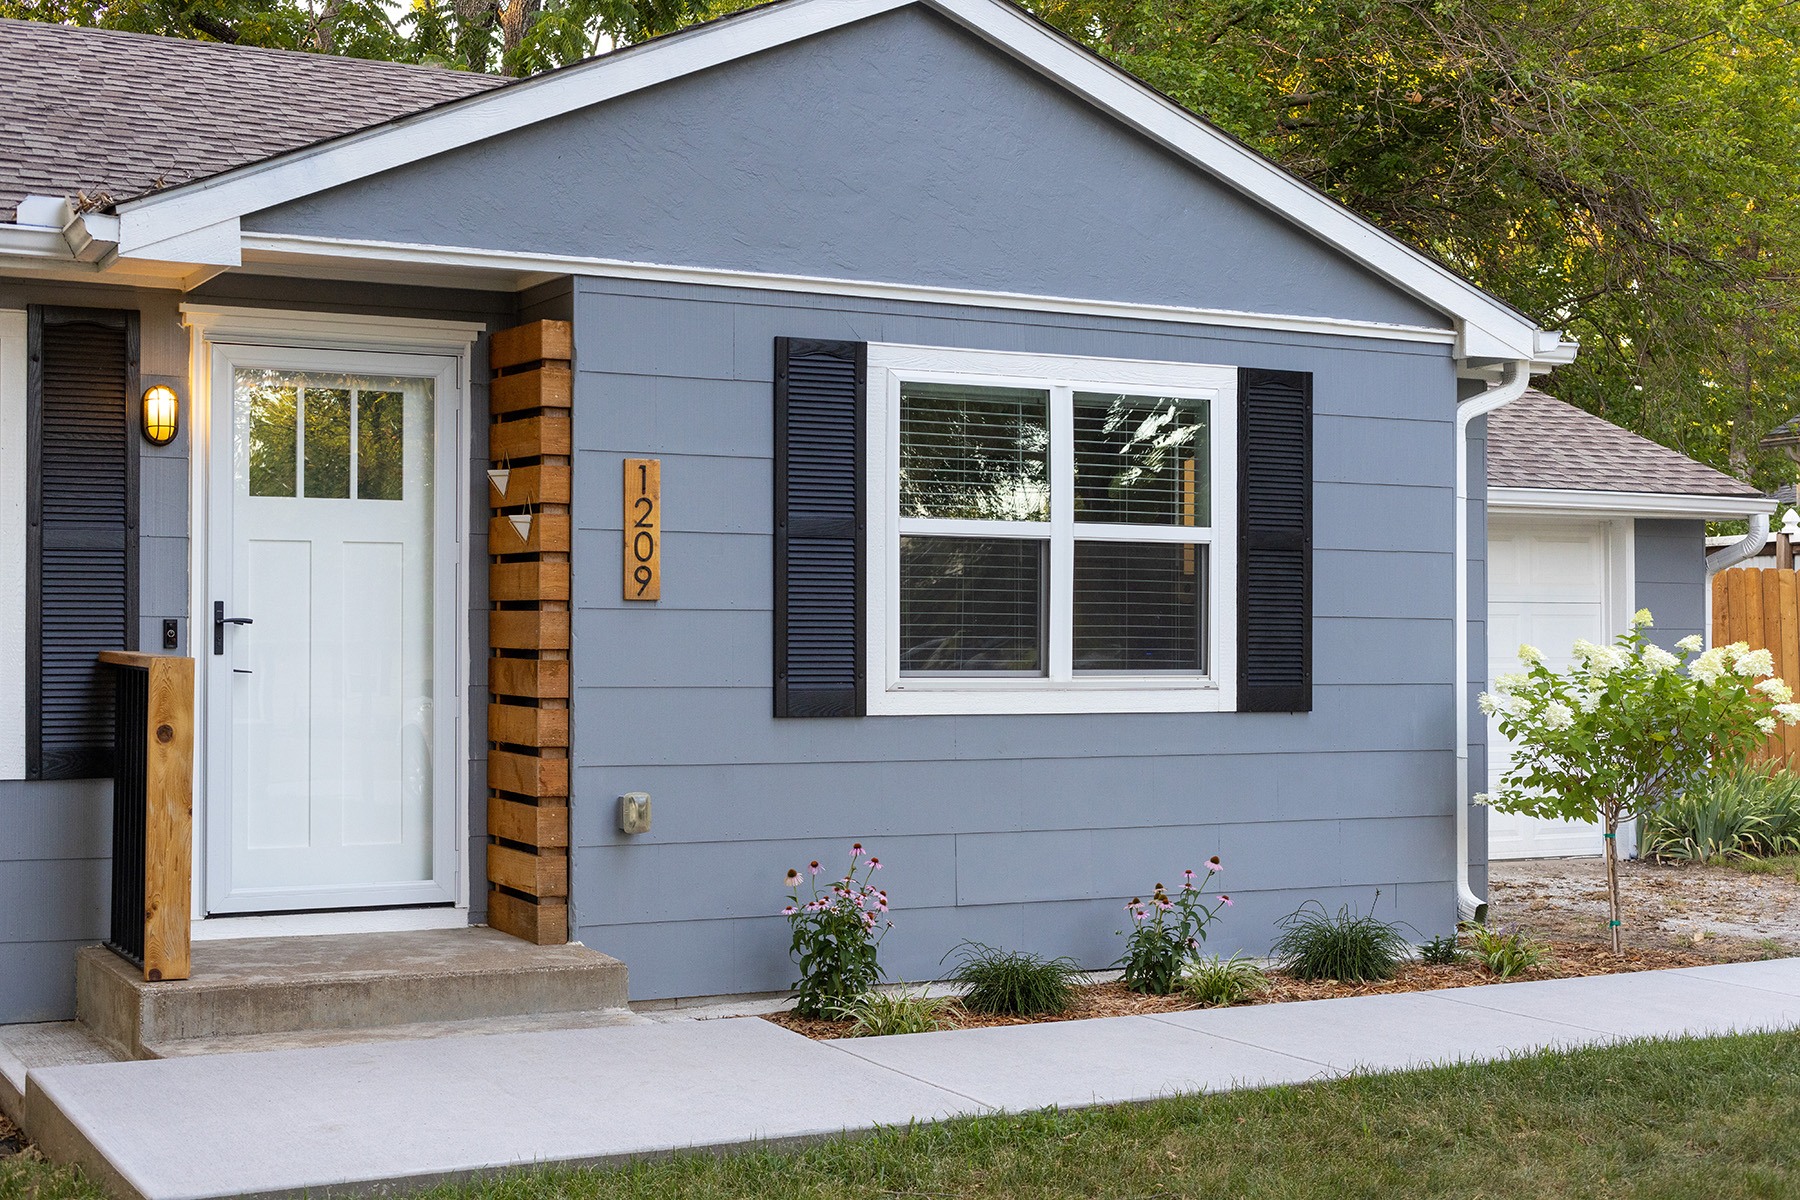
{"left": 0, "top": 0, "right": 1580, "bottom": 1025}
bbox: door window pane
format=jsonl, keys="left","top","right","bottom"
{"left": 1073, "top": 393, "right": 1209, "bottom": 526}
{"left": 244, "top": 378, "right": 298, "bottom": 498}
{"left": 901, "top": 382, "right": 1049, "bottom": 521}
{"left": 900, "top": 536, "right": 1045, "bottom": 674}
{"left": 357, "top": 390, "right": 405, "bottom": 501}
{"left": 303, "top": 387, "right": 351, "bottom": 499}
{"left": 1073, "top": 540, "right": 1204, "bottom": 672}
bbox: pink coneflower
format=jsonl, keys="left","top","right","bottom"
{"left": 1208, "top": 856, "right": 1222, "bottom": 872}
{"left": 784, "top": 868, "right": 800, "bottom": 888}
{"left": 781, "top": 905, "right": 796, "bottom": 916}
{"left": 1218, "top": 894, "right": 1232, "bottom": 906}
{"left": 810, "top": 860, "right": 821, "bottom": 876}
{"left": 869, "top": 857, "right": 881, "bottom": 869}
{"left": 1183, "top": 869, "right": 1195, "bottom": 880}
{"left": 851, "top": 843, "right": 864, "bottom": 858}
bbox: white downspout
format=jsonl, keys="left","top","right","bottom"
{"left": 1705, "top": 512, "right": 1771, "bottom": 578}
{"left": 1455, "top": 360, "right": 1530, "bottom": 923}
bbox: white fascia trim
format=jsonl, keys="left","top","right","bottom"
{"left": 180, "top": 302, "right": 485, "bottom": 352}
{"left": 0, "top": 309, "right": 26, "bottom": 780}
{"left": 1489, "top": 486, "right": 1776, "bottom": 519}
{"left": 244, "top": 232, "right": 1461, "bottom": 346}
{"left": 115, "top": 0, "right": 1559, "bottom": 358}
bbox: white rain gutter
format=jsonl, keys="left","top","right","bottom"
{"left": 1454, "top": 360, "right": 1530, "bottom": 923}
{"left": 1705, "top": 512, "right": 1770, "bottom": 577}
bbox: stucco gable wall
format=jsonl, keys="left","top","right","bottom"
{"left": 243, "top": 6, "right": 1451, "bottom": 331}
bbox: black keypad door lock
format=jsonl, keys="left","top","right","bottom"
{"left": 213, "top": 601, "right": 253, "bottom": 655}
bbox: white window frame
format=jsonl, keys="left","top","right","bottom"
{"left": 866, "top": 343, "right": 1238, "bottom": 715}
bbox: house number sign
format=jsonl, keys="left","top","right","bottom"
{"left": 623, "top": 458, "right": 661, "bottom": 600}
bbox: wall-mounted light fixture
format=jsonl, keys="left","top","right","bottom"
{"left": 141, "top": 385, "right": 179, "bottom": 446}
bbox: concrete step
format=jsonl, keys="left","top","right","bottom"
{"left": 78, "top": 928, "right": 629, "bottom": 1060}
{"left": 143, "top": 1007, "right": 646, "bottom": 1058}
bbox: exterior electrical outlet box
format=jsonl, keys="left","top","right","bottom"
{"left": 619, "top": 793, "right": 651, "bottom": 835}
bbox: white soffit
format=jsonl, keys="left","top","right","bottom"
{"left": 109, "top": 0, "right": 1559, "bottom": 361}
{"left": 1489, "top": 486, "right": 1777, "bottom": 519}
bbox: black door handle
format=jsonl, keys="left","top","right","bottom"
{"left": 213, "top": 601, "right": 254, "bottom": 655}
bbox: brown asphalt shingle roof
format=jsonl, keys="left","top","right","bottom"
{"left": 1488, "top": 388, "right": 1764, "bottom": 498}
{"left": 0, "top": 18, "right": 507, "bottom": 223}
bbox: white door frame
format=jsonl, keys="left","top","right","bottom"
{"left": 182, "top": 305, "right": 482, "bottom": 926}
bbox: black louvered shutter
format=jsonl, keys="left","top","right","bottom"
{"left": 28, "top": 306, "right": 139, "bottom": 779}
{"left": 773, "top": 338, "right": 865, "bottom": 718}
{"left": 1237, "top": 368, "right": 1311, "bottom": 713}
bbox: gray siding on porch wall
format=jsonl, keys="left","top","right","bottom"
{"left": 1634, "top": 519, "right": 1707, "bottom": 650}
{"left": 243, "top": 6, "right": 1449, "bottom": 333}
{"left": 566, "top": 277, "right": 1465, "bottom": 1001}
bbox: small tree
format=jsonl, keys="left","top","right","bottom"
{"left": 1479, "top": 611, "right": 1800, "bottom": 953}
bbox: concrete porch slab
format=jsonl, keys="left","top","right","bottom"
{"left": 79, "top": 928, "right": 628, "bottom": 1059}
{"left": 1144, "top": 989, "right": 1603, "bottom": 1073}
{"left": 28, "top": 1017, "right": 986, "bottom": 1200}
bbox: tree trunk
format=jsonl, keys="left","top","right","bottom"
{"left": 1604, "top": 811, "right": 1622, "bottom": 954}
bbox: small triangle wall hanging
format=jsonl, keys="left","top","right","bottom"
{"left": 507, "top": 512, "right": 533, "bottom": 544}
{"left": 487, "top": 467, "right": 511, "bottom": 500}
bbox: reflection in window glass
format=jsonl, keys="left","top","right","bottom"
{"left": 1073, "top": 393, "right": 1209, "bottom": 527}
{"left": 304, "top": 388, "right": 351, "bottom": 499}
{"left": 245, "top": 379, "right": 298, "bottom": 498}
{"left": 358, "top": 390, "right": 405, "bottom": 501}
{"left": 900, "top": 536, "right": 1044, "bottom": 674}
{"left": 1073, "top": 540, "right": 1204, "bottom": 672}
{"left": 901, "top": 382, "right": 1049, "bottom": 521}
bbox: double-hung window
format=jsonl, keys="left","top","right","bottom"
{"left": 867, "top": 345, "right": 1236, "bottom": 714}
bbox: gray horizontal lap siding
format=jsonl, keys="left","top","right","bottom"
{"left": 0, "top": 778, "right": 110, "bottom": 1021}
{"left": 242, "top": 6, "right": 1448, "bottom": 332}
{"left": 1634, "top": 519, "right": 1707, "bottom": 650}
{"left": 569, "top": 278, "right": 1463, "bottom": 1000}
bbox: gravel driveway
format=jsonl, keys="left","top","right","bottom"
{"left": 1489, "top": 856, "right": 1800, "bottom": 958}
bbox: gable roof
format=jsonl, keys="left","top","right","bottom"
{"left": 0, "top": 17, "right": 503, "bottom": 224}
{"left": 1488, "top": 389, "right": 1764, "bottom": 500}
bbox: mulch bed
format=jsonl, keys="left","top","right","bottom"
{"left": 763, "top": 939, "right": 1742, "bottom": 1041}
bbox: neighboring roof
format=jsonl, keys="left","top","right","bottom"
{"left": 0, "top": 17, "right": 505, "bottom": 223}
{"left": 1488, "top": 389, "right": 1764, "bottom": 499}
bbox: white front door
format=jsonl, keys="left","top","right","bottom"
{"left": 206, "top": 347, "right": 460, "bottom": 913}
{"left": 1486, "top": 517, "right": 1619, "bottom": 859}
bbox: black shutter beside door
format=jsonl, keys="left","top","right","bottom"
{"left": 28, "top": 306, "right": 139, "bottom": 779}
{"left": 1237, "top": 367, "right": 1312, "bottom": 713}
{"left": 773, "top": 338, "right": 865, "bottom": 718}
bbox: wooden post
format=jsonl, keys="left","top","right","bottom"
{"left": 97, "top": 651, "right": 194, "bottom": 982}
{"left": 486, "top": 320, "right": 573, "bottom": 946}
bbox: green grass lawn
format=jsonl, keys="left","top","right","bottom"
{"left": 5, "top": 1032, "right": 1799, "bottom": 1200}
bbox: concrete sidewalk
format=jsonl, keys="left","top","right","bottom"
{"left": 24, "top": 959, "right": 1800, "bottom": 1200}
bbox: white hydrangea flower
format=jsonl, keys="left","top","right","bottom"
{"left": 1640, "top": 644, "right": 1680, "bottom": 674}
{"left": 1756, "top": 678, "right": 1795, "bottom": 703}
{"left": 1472, "top": 792, "right": 1494, "bottom": 807}
{"left": 1776, "top": 702, "right": 1800, "bottom": 724}
{"left": 1493, "top": 671, "right": 1530, "bottom": 695}
{"left": 1541, "top": 701, "right": 1576, "bottom": 730}
{"left": 1689, "top": 646, "right": 1731, "bottom": 685}
{"left": 1518, "top": 644, "right": 1544, "bottom": 665}
{"left": 1574, "top": 639, "right": 1628, "bottom": 677}
{"left": 1477, "top": 692, "right": 1500, "bottom": 717}
{"left": 1631, "top": 608, "right": 1654, "bottom": 629}
{"left": 1676, "top": 634, "right": 1704, "bottom": 653}
{"left": 1758, "top": 716, "right": 1779, "bottom": 734}
{"left": 1734, "top": 647, "right": 1776, "bottom": 678}
{"left": 1576, "top": 689, "right": 1602, "bottom": 712}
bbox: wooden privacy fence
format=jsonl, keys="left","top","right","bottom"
{"left": 1712, "top": 565, "right": 1800, "bottom": 764}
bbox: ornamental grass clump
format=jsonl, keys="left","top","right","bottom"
{"left": 1643, "top": 761, "right": 1800, "bottom": 862}
{"left": 1417, "top": 933, "right": 1464, "bottom": 965}
{"left": 833, "top": 987, "right": 955, "bottom": 1037}
{"left": 1270, "top": 893, "right": 1410, "bottom": 983}
{"left": 1114, "top": 858, "right": 1231, "bottom": 995}
{"left": 782, "top": 843, "right": 892, "bottom": 1018}
{"left": 943, "top": 942, "right": 1082, "bottom": 1016}
{"left": 1480, "top": 611, "right": 1800, "bottom": 951}
{"left": 1466, "top": 924, "right": 1546, "bottom": 979}
{"left": 1180, "top": 952, "right": 1268, "bottom": 1007}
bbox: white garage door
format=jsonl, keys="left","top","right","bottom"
{"left": 1486, "top": 517, "right": 1610, "bottom": 859}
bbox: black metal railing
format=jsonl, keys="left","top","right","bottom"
{"left": 106, "top": 660, "right": 149, "bottom": 966}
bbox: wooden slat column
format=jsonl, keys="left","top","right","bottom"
{"left": 486, "top": 320, "right": 573, "bottom": 944}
